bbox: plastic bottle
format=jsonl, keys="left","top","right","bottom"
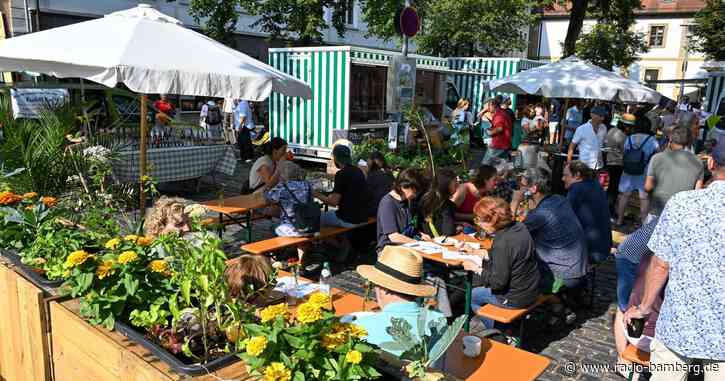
{"left": 319, "top": 262, "right": 332, "bottom": 297}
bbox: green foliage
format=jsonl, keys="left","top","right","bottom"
{"left": 238, "top": 0, "right": 349, "bottom": 44}
{"left": 0, "top": 96, "right": 83, "bottom": 196}
{"left": 352, "top": 136, "right": 463, "bottom": 174}
{"left": 574, "top": 22, "right": 648, "bottom": 70}
{"left": 186, "top": 0, "right": 241, "bottom": 45}
{"left": 566, "top": 0, "right": 645, "bottom": 68}
{"left": 0, "top": 198, "right": 60, "bottom": 251}
{"left": 416, "top": 0, "right": 541, "bottom": 57}
{"left": 690, "top": 0, "right": 725, "bottom": 61}
{"left": 239, "top": 298, "right": 380, "bottom": 381}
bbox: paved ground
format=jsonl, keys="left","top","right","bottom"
{"left": 155, "top": 151, "right": 634, "bottom": 381}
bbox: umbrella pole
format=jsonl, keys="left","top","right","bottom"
{"left": 139, "top": 94, "right": 148, "bottom": 213}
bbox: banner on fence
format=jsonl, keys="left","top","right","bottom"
{"left": 10, "top": 88, "right": 69, "bottom": 119}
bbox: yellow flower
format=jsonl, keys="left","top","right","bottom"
{"left": 246, "top": 336, "right": 267, "bottom": 357}
{"left": 296, "top": 302, "right": 322, "bottom": 324}
{"left": 308, "top": 292, "right": 331, "bottom": 309}
{"left": 104, "top": 238, "right": 121, "bottom": 250}
{"left": 260, "top": 303, "right": 289, "bottom": 323}
{"left": 263, "top": 362, "right": 291, "bottom": 381}
{"left": 123, "top": 234, "right": 139, "bottom": 242}
{"left": 40, "top": 196, "right": 57, "bottom": 207}
{"left": 96, "top": 260, "right": 115, "bottom": 279}
{"left": 0, "top": 191, "right": 22, "bottom": 205}
{"left": 64, "top": 250, "right": 92, "bottom": 268}
{"left": 149, "top": 259, "right": 169, "bottom": 274}
{"left": 321, "top": 332, "right": 346, "bottom": 349}
{"left": 118, "top": 251, "right": 138, "bottom": 264}
{"left": 347, "top": 323, "right": 367, "bottom": 339}
{"left": 135, "top": 236, "right": 154, "bottom": 247}
{"left": 22, "top": 192, "right": 38, "bottom": 200}
{"left": 345, "top": 350, "right": 362, "bottom": 365}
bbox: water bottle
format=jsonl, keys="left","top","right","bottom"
{"left": 319, "top": 262, "right": 332, "bottom": 304}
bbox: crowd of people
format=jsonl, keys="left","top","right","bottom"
{"left": 144, "top": 90, "right": 723, "bottom": 380}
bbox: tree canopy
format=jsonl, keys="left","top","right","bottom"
{"left": 690, "top": 0, "right": 725, "bottom": 61}
{"left": 574, "top": 23, "right": 648, "bottom": 70}
{"left": 182, "top": 0, "right": 241, "bottom": 46}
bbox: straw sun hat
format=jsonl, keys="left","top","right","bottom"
{"left": 357, "top": 246, "right": 436, "bottom": 297}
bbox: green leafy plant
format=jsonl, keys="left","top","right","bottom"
{"left": 379, "top": 312, "right": 466, "bottom": 381}
{"left": 0, "top": 191, "right": 61, "bottom": 251}
{"left": 239, "top": 293, "right": 381, "bottom": 381}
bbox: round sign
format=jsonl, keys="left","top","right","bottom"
{"left": 399, "top": 7, "right": 419, "bottom": 38}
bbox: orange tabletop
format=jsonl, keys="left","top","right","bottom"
{"left": 440, "top": 334, "right": 550, "bottom": 381}
{"left": 201, "top": 194, "right": 268, "bottom": 214}
{"left": 411, "top": 234, "right": 493, "bottom": 267}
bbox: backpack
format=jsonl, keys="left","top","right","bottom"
{"left": 205, "top": 105, "right": 222, "bottom": 125}
{"left": 622, "top": 135, "right": 653, "bottom": 175}
{"left": 281, "top": 182, "right": 321, "bottom": 234}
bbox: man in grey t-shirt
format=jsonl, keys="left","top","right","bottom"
{"left": 645, "top": 126, "right": 704, "bottom": 216}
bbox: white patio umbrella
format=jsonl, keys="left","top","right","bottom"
{"left": 487, "top": 56, "right": 662, "bottom": 104}
{"left": 0, "top": 4, "right": 312, "bottom": 209}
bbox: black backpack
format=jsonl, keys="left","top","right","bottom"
{"left": 622, "top": 135, "right": 653, "bottom": 175}
{"left": 281, "top": 182, "right": 321, "bottom": 234}
{"left": 205, "top": 105, "right": 222, "bottom": 125}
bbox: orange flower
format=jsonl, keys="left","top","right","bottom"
{"left": 22, "top": 192, "right": 38, "bottom": 200}
{"left": 0, "top": 191, "right": 22, "bottom": 205}
{"left": 40, "top": 196, "right": 58, "bottom": 207}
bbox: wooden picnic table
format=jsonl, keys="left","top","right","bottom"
{"left": 200, "top": 194, "right": 269, "bottom": 242}
{"left": 407, "top": 233, "right": 492, "bottom": 332}
{"left": 440, "top": 333, "right": 550, "bottom": 381}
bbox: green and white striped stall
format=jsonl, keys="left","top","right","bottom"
{"left": 448, "top": 57, "right": 545, "bottom": 113}
{"left": 268, "top": 46, "right": 539, "bottom": 161}
{"left": 704, "top": 70, "right": 725, "bottom": 113}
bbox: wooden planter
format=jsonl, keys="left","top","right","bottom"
{"left": 49, "top": 299, "right": 248, "bottom": 381}
{"left": 0, "top": 260, "right": 54, "bottom": 381}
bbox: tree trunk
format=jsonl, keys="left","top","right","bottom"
{"left": 563, "top": 0, "right": 589, "bottom": 57}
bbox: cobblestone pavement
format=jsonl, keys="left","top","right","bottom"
{"left": 157, "top": 155, "right": 627, "bottom": 381}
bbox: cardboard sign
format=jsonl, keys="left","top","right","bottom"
{"left": 10, "top": 88, "right": 69, "bottom": 119}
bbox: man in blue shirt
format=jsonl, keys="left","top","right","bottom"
{"left": 234, "top": 100, "right": 256, "bottom": 162}
{"left": 355, "top": 246, "right": 446, "bottom": 357}
{"left": 563, "top": 160, "right": 612, "bottom": 264}
{"left": 512, "top": 167, "right": 588, "bottom": 292}
{"left": 624, "top": 138, "right": 725, "bottom": 380}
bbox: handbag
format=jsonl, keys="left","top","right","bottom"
{"left": 281, "top": 182, "right": 321, "bottom": 234}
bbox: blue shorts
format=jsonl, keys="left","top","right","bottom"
{"left": 320, "top": 210, "right": 357, "bottom": 228}
{"left": 615, "top": 255, "right": 640, "bottom": 311}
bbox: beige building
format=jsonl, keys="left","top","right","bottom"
{"left": 529, "top": 0, "right": 708, "bottom": 100}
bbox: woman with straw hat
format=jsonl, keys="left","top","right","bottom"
{"left": 354, "top": 246, "right": 446, "bottom": 356}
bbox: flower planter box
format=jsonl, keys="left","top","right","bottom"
{"left": 0, "top": 250, "right": 64, "bottom": 291}
{"left": 0, "top": 260, "right": 54, "bottom": 381}
{"left": 49, "top": 299, "right": 248, "bottom": 381}
{"left": 114, "top": 321, "right": 240, "bottom": 377}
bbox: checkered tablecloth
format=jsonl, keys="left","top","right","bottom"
{"left": 112, "top": 145, "right": 237, "bottom": 183}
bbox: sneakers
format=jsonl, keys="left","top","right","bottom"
{"left": 506, "top": 335, "right": 521, "bottom": 348}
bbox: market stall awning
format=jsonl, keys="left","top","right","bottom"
{"left": 486, "top": 56, "right": 662, "bottom": 104}
{"left": 0, "top": 4, "right": 311, "bottom": 101}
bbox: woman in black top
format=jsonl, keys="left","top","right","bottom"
{"left": 376, "top": 169, "right": 425, "bottom": 253}
{"left": 462, "top": 196, "right": 540, "bottom": 329}
{"left": 418, "top": 169, "right": 458, "bottom": 238}
{"left": 366, "top": 151, "right": 395, "bottom": 216}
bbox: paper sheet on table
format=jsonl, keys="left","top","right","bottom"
{"left": 274, "top": 276, "right": 320, "bottom": 298}
{"left": 402, "top": 241, "right": 444, "bottom": 254}
{"left": 442, "top": 249, "right": 484, "bottom": 267}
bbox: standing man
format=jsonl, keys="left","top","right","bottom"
{"left": 605, "top": 114, "right": 632, "bottom": 217}
{"left": 563, "top": 101, "right": 583, "bottom": 146}
{"left": 482, "top": 96, "right": 512, "bottom": 165}
{"left": 235, "top": 100, "right": 256, "bottom": 163}
{"left": 548, "top": 98, "right": 562, "bottom": 145}
{"left": 568, "top": 106, "right": 608, "bottom": 170}
{"left": 222, "top": 97, "right": 238, "bottom": 145}
{"left": 644, "top": 126, "right": 704, "bottom": 219}
{"left": 624, "top": 138, "right": 724, "bottom": 381}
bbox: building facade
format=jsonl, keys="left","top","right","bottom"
{"left": 0, "top": 0, "right": 396, "bottom": 61}
{"left": 529, "top": 0, "right": 708, "bottom": 100}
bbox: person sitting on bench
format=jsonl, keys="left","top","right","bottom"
{"left": 225, "top": 254, "right": 273, "bottom": 302}
{"left": 315, "top": 145, "right": 370, "bottom": 227}
{"left": 145, "top": 196, "right": 192, "bottom": 238}
{"left": 246, "top": 137, "right": 288, "bottom": 194}
{"left": 375, "top": 168, "right": 426, "bottom": 254}
{"left": 355, "top": 245, "right": 446, "bottom": 356}
{"left": 462, "top": 197, "right": 540, "bottom": 329}
{"left": 511, "top": 168, "right": 588, "bottom": 293}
